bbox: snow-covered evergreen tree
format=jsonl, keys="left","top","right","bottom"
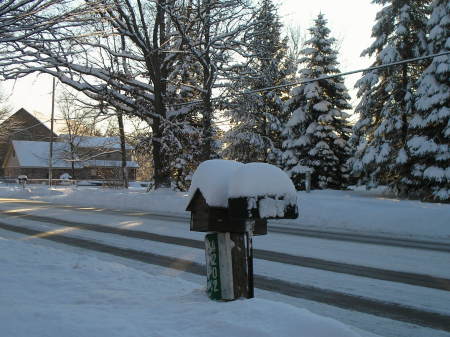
{"left": 351, "top": 0, "right": 431, "bottom": 193}
{"left": 165, "top": 52, "right": 203, "bottom": 191}
{"left": 282, "top": 14, "right": 352, "bottom": 190}
{"left": 223, "top": 0, "right": 294, "bottom": 165}
{"left": 405, "top": 0, "right": 449, "bottom": 202}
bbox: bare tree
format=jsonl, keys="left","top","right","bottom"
{"left": 285, "top": 24, "right": 307, "bottom": 69}
{"left": 166, "top": 0, "right": 255, "bottom": 161}
{"left": 0, "top": 0, "right": 88, "bottom": 78}
{"left": 1, "top": 1, "right": 188, "bottom": 188}
{"left": 1, "top": 0, "right": 256, "bottom": 188}
{"left": 57, "top": 91, "right": 106, "bottom": 178}
{"left": 0, "top": 88, "right": 13, "bottom": 136}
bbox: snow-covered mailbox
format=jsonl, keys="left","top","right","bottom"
{"left": 227, "top": 162, "right": 298, "bottom": 222}
{"left": 186, "top": 160, "right": 298, "bottom": 301}
{"left": 187, "top": 160, "right": 268, "bottom": 235}
{"left": 17, "top": 175, "right": 28, "bottom": 188}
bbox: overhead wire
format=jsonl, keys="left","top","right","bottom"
{"left": 4, "top": 51, "right": 448, "bottom": 129}
{"left": 165, "top": 51, "right": 450, "bottom": 109}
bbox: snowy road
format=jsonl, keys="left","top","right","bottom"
{"left": 1, "top": 208, "right": 449, "bottom": 291}
{"left": 2, "top": 197, "right": 449, "bottom": 251}
{"left": 0, "top": 198, "right": 450, "bottom": 337}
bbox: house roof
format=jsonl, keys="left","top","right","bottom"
{"left": 1, "top": 108, "right": 57, "bottom": 137}
{"left": 12, "top": 140, "right": 76, "bottom": 168}
{"left": 58, "top": 135, "right": 134, "bottom": 150}
{"left": 9, "top": 140, "right": 138, "bottom": 169}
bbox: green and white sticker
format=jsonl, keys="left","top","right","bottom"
{"left": 205, "top": 233, "right": 234, "bottom": 301}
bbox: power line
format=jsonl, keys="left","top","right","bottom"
{"left": 166, "top": 51, "right": 450, "bottom": 109}
{"left": 7, "top": 119, "right": 52, "bottom": 136}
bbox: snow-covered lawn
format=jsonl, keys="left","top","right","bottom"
{"left": 0, "top": 183, "right": 449, "bottom": 241}
{"left": 0, "top": 236, "right": 363, "bottom": 337}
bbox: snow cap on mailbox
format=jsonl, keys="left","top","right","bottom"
{"left": 187, "top": 159, "right": 243, "bottom": 208}
{"left": 228, "top": 162, "right": 298, "bottom": 219}
{"left": 186, "top": 160, "right": 245, "bottom": 233}
{"left": 186, "top": 160, "right": 298, "bottom": 234}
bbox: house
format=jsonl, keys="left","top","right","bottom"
{"left": 0, "top": 108, "right": 57, "bottom": 176}
{"left": 0, "top": 108, "right": 139, "bottom": 180}
{"left": 2, "top": 138, "right": 139, "bottom": 180}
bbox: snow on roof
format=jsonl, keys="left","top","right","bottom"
{"left": 188, "top": 159, "right": 243, "bottom": 207}
{"left": 228, "top": 162, "right": 297, "bottom": 199}
{"left": 11, "top": 140, "right": 138, "bottom": 169}
{"left": 12, "top": 140, "right": 75, "bottom": 168}
{"left": 58, "top": 135, "right": 134, "bottom": 150}
{"left": 188, "top": 160, "right": 297, "bottom": 209}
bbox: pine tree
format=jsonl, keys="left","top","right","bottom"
{"left": 282, "top": 14, "right": 352, "bottom": 190}
{"left": 350, "top": 0, "right": 431, "bottom": 193}
{"left": 406, "top": 0, "right": 449, "bottom": 202}
{"left": 223, "top": 0, "right": 294, "bottom": 165}
{"left": 166, "top": 55, "right": 203, "bottom": 191}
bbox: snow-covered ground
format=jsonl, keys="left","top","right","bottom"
{"left": 0, "top": 183, "right": 449, "bottom": 241}
{"left": 1, "top": 184, "right": 450, "bottom": 337}
{"left": 1, "top": 235, "right": 366, "bottom": 337}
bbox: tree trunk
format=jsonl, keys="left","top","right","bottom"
{"left": 201, "top": 83, "right": 213, "bottom": 162}
{"left": 148, "top": 0, "right": 171, "bottom": 189}
{"left": 70, "top": 142, "right": 76, "bottom": 179}
{"left": 200, "top": 0, "right": 213, "bottom": 162}
{"left": 117, "top": 111, "right": 128, "bottom": 188}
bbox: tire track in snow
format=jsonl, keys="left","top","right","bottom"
{"left": 1, "top": 221, "right": 450, "bottom": 333}
{"left": 1, "top": 198, "right": 448, "bottom": 253}
{"left": 1, "top": 210, "right": 449, "bottom": 292}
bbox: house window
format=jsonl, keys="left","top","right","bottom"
{"left": 90, "top": 168, "right": 96, "bottom": 177}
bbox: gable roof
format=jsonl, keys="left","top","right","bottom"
{"left": 1, "top": 108, "right": 56, "bottom": 137}
{"left": 11, "top": 140, "right": 77, "bottom": 168}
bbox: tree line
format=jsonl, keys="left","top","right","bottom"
{"left": 0, "top": 0, "right": 448, "bottom": 202}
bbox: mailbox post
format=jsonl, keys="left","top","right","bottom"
{"left": 186, "top": 160, "right": 298, "bottom": 301}
{"left": 17, "top": 175, "right": 28, "bottom": 189}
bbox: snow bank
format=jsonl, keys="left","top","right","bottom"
{"left": 0, "top": 184, "right": 188, "bottom": 216}
{"left": 0, "top": 237, "right": 361, "bottom": 337}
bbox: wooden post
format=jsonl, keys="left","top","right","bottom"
{"left": 205, "top": 233, "right": 234, "bottom": 300}
{"left": 205, "top": 232, "right": 254, "bottom": 300}
{"left": 305, "top": 172, "right": 311, "bottom": 193}
{"left": 48, "top": 77, "right": 55, "bottom": 188}
{"left": 246, "top": 231, "right": 254, "bottom": 298}
{"left": 229, "top": 233, "right": 250, "bottom": 299}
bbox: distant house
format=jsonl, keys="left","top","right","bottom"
{"left": 0, "top": 108, "right": 56, "bottom": 176}
{"left": 0, "top": 108, "right": 139, "bottom": 180}
{"left": 3, "top": 138, "right": 139, "bottom": 180}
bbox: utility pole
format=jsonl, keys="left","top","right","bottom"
{"left": 48, "top": 77, "right": 55, "bottom": 188}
